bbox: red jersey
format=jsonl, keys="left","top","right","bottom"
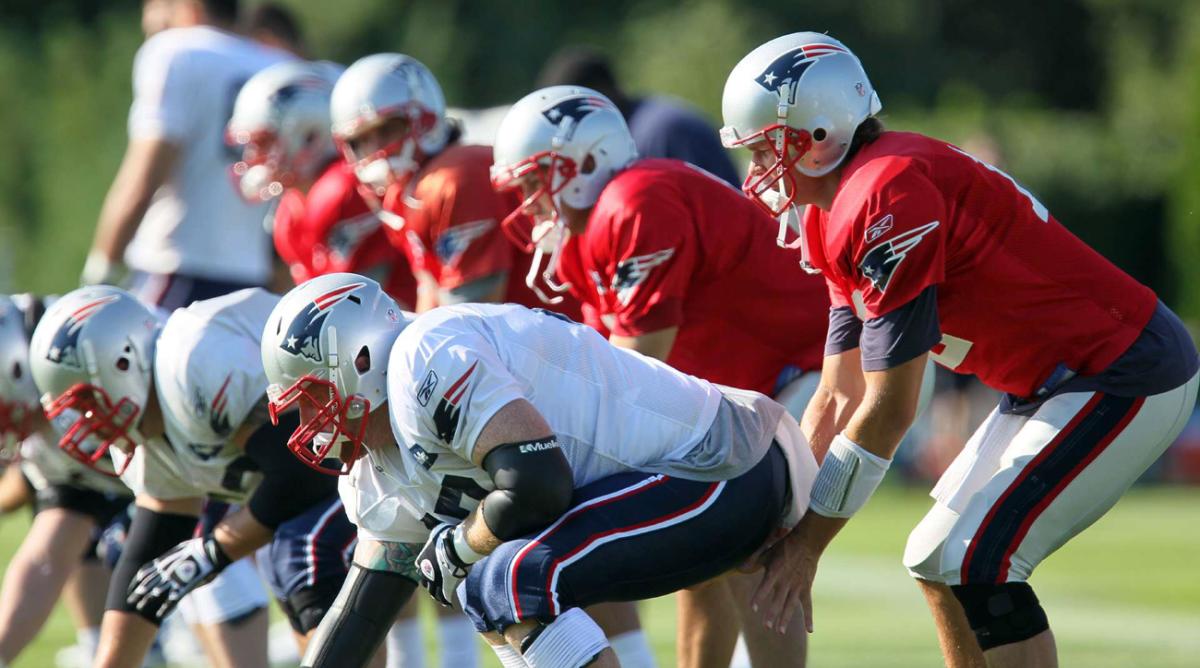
{"left": 804, "top": 131, "right": 1156, "bottom": 397}
{"left": 558, "top": 158, "right": 829, "bottom": 395}
{"left": 384, "top": 144, "right": 583, "bottom": 319}
{"left": 273, "top": 161, "right": 418, "bottom": 308}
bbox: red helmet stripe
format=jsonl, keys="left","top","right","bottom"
{"left": 313, "top": 282, "right": 366, "bottom": 310}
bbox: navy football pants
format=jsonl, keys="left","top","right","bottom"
{"left": 463, "top": 443, "right": 790, "bottom": 632}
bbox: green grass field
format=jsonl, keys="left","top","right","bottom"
{"left": 3, "top": 483, "right": 1197, "bottom": 667}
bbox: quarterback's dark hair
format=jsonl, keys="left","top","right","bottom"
{"left": 202, "top": 0, "right": 239, "bottom": 25}
{"left": 843, "top": 116, "right": 885, "bottom": 165}
{"left": 241, "top": 3, "right": 305, "bottom": 53}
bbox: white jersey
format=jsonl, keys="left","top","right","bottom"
{"left": 20, "top": 420, "right": 130, "bottom": 498}
{"left": 341, "top": 304, "right": 808, "bottom": 544}
{"left": 124, "top": 27, "right": 290, "bottom": 283}
{"left": 114, "top": 289, "right": 278, "bottom": 502}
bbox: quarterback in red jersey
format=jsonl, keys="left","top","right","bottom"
{"left": 330, "top": 53, "right": 582, "bottom": 320}
{"left": 227, "top": 60, "right": 417, "bottom": 308}
{"left": 491, "top": 85, "right": 831, "bottom": 667}
{"left": 722, "top": 32, "right": 1199, "bottom": 667}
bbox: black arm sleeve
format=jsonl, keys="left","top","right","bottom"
{"left": 860, "top": 285, "right": 942, "bottom": 372}
{"left": 105, "top": 506, "right": 198, "bottom": 622}
{"left": 244, "top": 412, "right": 338, "bottom": 529}
{"left": 480, "top": 437, "right": 574, "bottom": 541}
{"left": 301, "top": 565, "right": 416, "bottom": 668}
{"left": 825, "top": 306, "right": 864, "bottom": 356}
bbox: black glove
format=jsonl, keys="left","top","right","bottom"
{"left": 127, "top": 534, "right": 233, "bottom": 620}
{"left": 416, "top": 523, "right": 472, "bottom": 606}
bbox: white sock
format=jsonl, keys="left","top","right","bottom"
{"left": 437, "top": 614, "right": 479, "bottom": 668}
{"left": 387, "top": 619, "right": 425, "bottom": 668}
{"left": 609, "top": 629, "right": 657, "bottom": 668}
{"left": 523, "top": 608, "right": 610, "bottom": 668}
{"left": 490, "top": 643, "right": 529, "bottom": 668}
{"left": 76, "top": 627, "right": 100, "bottom": 660}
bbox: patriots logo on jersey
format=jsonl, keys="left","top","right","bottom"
{"left": 755, "top": 42, "right": 849, "bottom": 105}
{"left": 281, "top": 283, "right": 366, "bottom": 362}
{"left": 434, "top": 219, "right": 495, "bottom": 265}
{"left": 433, "top": 361, "right": 476, "bottom": 444}
{"left": 858, "top": 221, "right": 940, "bottom": 292}
{"left": 612, "top": 248, "right": 675, "bottom": 306}
{"left": 326, "top": 212, "right": 381, "bottom": 264}
{"left": 541, "top": 96, "right": 612, "bottom": 141}
{"left": 209, "top": 374, "right": 233, "bottom": 438}
{"left": 45, "top": 295, "right": 120, "bottom": 368}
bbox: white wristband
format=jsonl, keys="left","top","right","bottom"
{"left": 451, "top": 523, "right": 485, "bottom": 565}
{"left": 808, "top": 433, "right": 891, "bottom": 518}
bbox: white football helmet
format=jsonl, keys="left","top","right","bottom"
{"left": 261, "top": 273, "right": 414, "bottom": 474}
{"left": 721, "top": 33, "right": 881, "bottom": 265}
{"left": 330, "top": 53, "right": 449, "bottom": 198}
{"left": 27, "top": 287, "right": 161, "bottom": 473}
{"left": 491, "top": 86, "right": 638, "bottom": 303}
{"left": 227, "top": 60, "right": 342, "bottom": 202}
{"left": 0, "top": 296, "right": 42, "bottom": 458}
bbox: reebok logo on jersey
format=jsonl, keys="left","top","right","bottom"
{"left": 416, "top": 370, "right": 439, "bottom": 407}
{"left": 45, "top": 295, "right": 120, "bottom": 368}
{"left": 434, "top": 219, "right": 495, "bottom": 265}
{"left": 433, "top": 361, "right": 477, "bottom": 444}
{"left": 755, "top": 42, "right": 849, "bottom": 105}
{"left": 865, "top": 214, "right": 894, "bottom": 243}
{"left": 613, "top": 248, "right": 675, "bottom": 306}
{"left": 858, "top": 221, "right": 940, "bottom": 292}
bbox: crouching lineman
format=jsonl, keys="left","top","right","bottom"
{"left": 259, "top": 273, "right": 818, "bottom": 668}
{"left": 721, "top": 32, "right": 1200, "bottom": 666}
{"left": 28, "top": 287, "right": 379, "bottom": 668}
{"left": 0, "top": 295, "right": 132, "bottom": 666}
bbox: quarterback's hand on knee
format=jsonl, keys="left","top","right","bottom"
{"left": 416, "top": 523, "right": 473, "bottom": 607}
{"left": 752, "top": 529, "right": 819, "bottom": 635}
{"left": 127, "top": 534, "right": 232, "bottom": 620}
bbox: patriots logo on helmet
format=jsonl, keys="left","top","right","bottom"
{"left": 541, "top": 96, "right": 611, "bottom": 141}
{"left": 280, "top": 283, "right": 366, "bottom": 362}
{"left": 858, "top": 221, "right": 940, "bottom": 292}
{"left": 755, "top": 42, "right": 849, "bottom": 105}
{"left": 612, "top": 248, "right": 675, "bottom": 306}
{"left": 45, "top": 295, "right": 120, "bottom": 368}
{"left": 434, "top": 219, "right": 495, "bottom": 265}
{"left": 433, "top": 361, "right": 476, "bottom": 444}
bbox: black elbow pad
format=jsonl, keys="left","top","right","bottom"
{"left": 480, "top": 437, "right": 574, "bottom": 540}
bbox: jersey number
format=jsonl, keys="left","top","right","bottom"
{"left": 433, "top": 475, "right": 488, "bottom": 520}
{"left": 948, "top": 146, "right": 1048, "bottom": 223}
{"left": 929, "top": 333, "right": 973, "bottom": 370}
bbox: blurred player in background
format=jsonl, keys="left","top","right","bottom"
{"left": 0, "top": 295, "right": 133, "bottom": 667}
{"left": 241, "top": 2, "right": 307, "bottom": 57}
{"left": 227, "top": 60, "right": 418, "bottom": 310}
{"left": 28, "top": 287, "right": 377, "bottom": 668}
{"left": 538, "top": 46, "right": 740, "bottom": 188}
{"left": 722, "top": 32, "right": 1200, "bottom": 667}
{"left": 259, "top": 274, "right": 817, "bottom": 668}
{"left": 491, "top": 85, "right": 833, "bottom": 668}
{"left": 83, "top": 0, "right": 290, "bottom": 309}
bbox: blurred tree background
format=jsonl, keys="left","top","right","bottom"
{"left": 1, "top": 0, "right": 1198, "bottom": 318}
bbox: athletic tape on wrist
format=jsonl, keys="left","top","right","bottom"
{"left": 451, "top": 523, "right": 485, "bottom": 564}
{"left": 808, "top": 433, "right": 891, "bottom": 518}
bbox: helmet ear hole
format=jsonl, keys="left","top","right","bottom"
{"left": 116, "top": 357, "right": 130, "bottom": 372}
{"left": 813, "top": 128, "right": 828, "bottom": 141}
{"left": 581, "top": 154, "right": 597, "bottom": 175}
{"left": 354, "top": 346, "right": 371, "bottom": 374}
{"left": 11, "top": 362, "right": 21, "bottom": 380}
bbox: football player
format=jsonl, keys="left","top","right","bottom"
{"left": 84, "top": 0, "right": 291, "bottom": 309}
{"left": 0, "top": 295, "right": 132, "bottom": 666}
{"left": 259, "top": 273, "right": 818, "bottom": 668}
{"left": 721, "top": 32, "right": 1200, "bottom": 667}
{"left": 490, "top": 85, "right": 836, "bottom": 666}
{"left": 228, "top": 60, "right": 419, "bottom": 309}
{"left": 331, "top": 54, "right": 582, "bottom": 320}
{"left": 28, "top": 287, "right": 381, "bottom": 668}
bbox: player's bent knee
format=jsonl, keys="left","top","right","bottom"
{"left": 950, "top": 582, "right": 1049, "bottom": 651}
{"left": 902, "top": 504, "right": 961, "bottom": 584}
{"left": 521, "top": 607, "right": 610, "bottom": 668}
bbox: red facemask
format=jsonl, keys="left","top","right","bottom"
{"left": 267, "top": 375, "right": 369, "bottom": 476}
{"left": 43, "top": 383, "right": 138, "bottom": 476}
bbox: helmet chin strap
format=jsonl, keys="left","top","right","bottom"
{"left": 525, "top": 217, "right": 572, "bottom": 304}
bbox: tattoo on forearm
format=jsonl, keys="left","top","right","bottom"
{"left": 355, "top": 541, "right": 422, "bottom": 582}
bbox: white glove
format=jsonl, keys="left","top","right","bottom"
{"left": 416, "top": 523, "right": 475, "bottom": 606}
{"left": 80, "top": 250, "right": 125, "bottom": 286}
{"left": 127, "top": 535, "right": 232, "bottom": 620}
